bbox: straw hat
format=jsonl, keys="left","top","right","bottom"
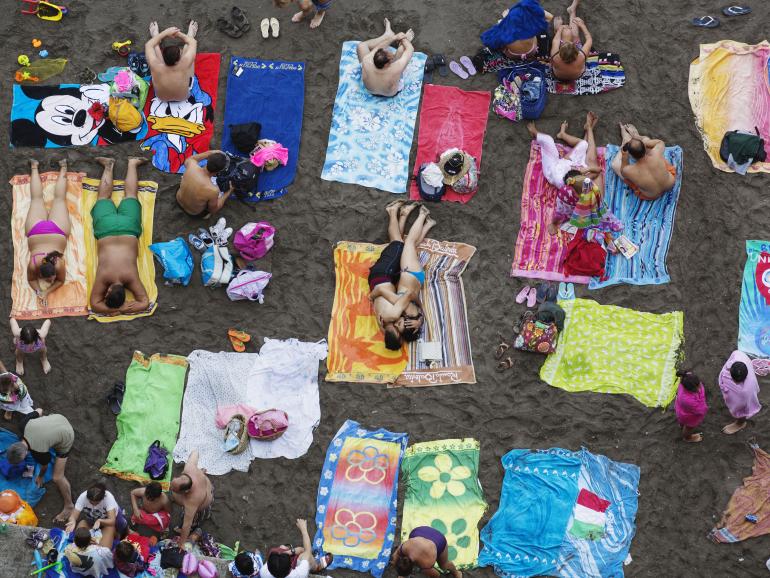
{"left": 438, "top": 149, "right": 472, "bottom": 185}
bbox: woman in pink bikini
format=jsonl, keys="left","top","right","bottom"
{"left": 25, "top": 158, "right": 70, "bottom": 304}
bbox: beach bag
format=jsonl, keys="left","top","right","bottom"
{"left": 513, "top": 310, "right": 558, "bottom": 354}
{"left": 149, "top": 237, "right": 194, "bottom": 286}
{"left": 450, "top": 156, "right": 479, "bottom": 195}
{"left": 234, "top": 222, "right": 275, "bottom": 261}
{"left": 230, "top": 122, "right": 262, "bottom": 155}
{"left": 108, "top": 96, "right": 142, "bottom": 132}
{"left": 719, "top": 128, "right": 767, "bottom": 166}
{"left": 201, "top": 245, "right": 234, "bottom": 287}
{"left": 109, "top": 68, "right": 150, "bottom": 109}
{"left": 226, "top": 270, "right": 272, "bottom": 303}
{"left": 224, "top": 414, "right": 250, "bottom": 455}
{"left": 502, "top": 65, "right": 546, "bottom": 120}
{"left": 247, "top": 409, "right": 289, "bottom": 441}
{"left": 492, "top": 78, "right": 521, "bottom": 122}
{"left": 143, "top": 441, "right": 169, "bottom": 481}
{"left": 160, "top": 546, "right": 185, "bottom": 569}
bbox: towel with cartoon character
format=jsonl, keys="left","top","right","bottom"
{"left": 140, "top": 53, "right": 220, "bottom": 174}
{"left": 10, "top": 83, "right": 148, "bottom": 148}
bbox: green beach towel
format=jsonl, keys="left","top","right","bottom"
{"left": 540, "top": 299, "right": 683, "bottom": 407}
{"left": 401, "top": 439, "right": 487, "bottom": 569}
{"left": 101, "top": 352, "right": 188, "bottom": 487}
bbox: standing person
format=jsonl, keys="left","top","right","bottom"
{"left": 25, "top": 158, "right": 70, "bottom": 305}
{"left": 175, "top": 151, "right": 232, "bottom": 217}
{"left": 130, "top": 481, "right": 172, "bottom": 534}
{"left": 674, "top": 370, "right": 709, "bottom": 443}
{"left": 65, "top": 481, "right": 126, "bottom": 547}
{"left": 274, "top": 0, "right": 331, "bottom": 29}
{"left": 391, "top": 526, "right": 461, "bottom": 578}
{"left": 10, "top": 318, "right": 52, "bottom": 375}
{"left": 357, "top": 19, "right": 415, "bottom": 97}
{"left": 145, "top": 21, "right": 199, "bottom": 102}
{"left": 611, "top": 123, "right": 677, "bottom": 201}
{"left": 5, "top": 413, "right": 75, "bottom": 522}
{"left": 549, "top": 0, "right": 592, "bottom": 81}
{"left": 169, "top": 450, "right": 214, "bottom": 545}
{"left": 260, "top": 519, "right": 332, "bottom": 578}
{"left": 719, "top": 351, "right": 761, "bottom": 434}
{"left": 89, "top": 157, "right": 150, "bottom": 316}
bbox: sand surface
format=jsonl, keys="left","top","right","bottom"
{"left": 2, "top": 0, "right": 770, "bottom": 576}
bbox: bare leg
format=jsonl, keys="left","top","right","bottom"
{"left": 398, "top": 203, "right": 417, "bottom": 235}
{"left": 51, "top": 457, "right": 74, "bottom": 523}
{"left": 95, "top": 157, "right": 115, "bottom": 200}
{"left": 582, "top": 112, "right": 603, "bottom": 189}
{"left": 292, "top": 0, "right": 314, "bottom": 23}
{"left": 415, "top": 217, "right": 436, "bottom": 246}
{"left": 526, "top": 121, "right": 539, "bottom": 139}
{"left": 49, "top": 159, "right": 71, "bottom": 237}
{"left": 401, "top": 206, "right": 429, "bottom": 273}
{"left": 187, "top": 20, "right": 198, "bottom": 38}
{"left": 556, "top": 120, "right": 583, "bottom": 147}
{"left": 15, "top": 349, "right": 25, "bottom": 376}
{"left": 40, "top": 347, "right": 51, "bottom": 375}
{"left": 125, "top": 157, "right": 147, "bottom": 199}
{"left": 25, "top": 159, "right": 48, "bottom": 235}
{"left": 385, "top": 201, "right": 404, "bottom": 242}
{"left": 99, "top": 525, "right": 115, "bottom": 548}
{"left": 357, "top": 18, "right": 398, "bottom": 55}
{"left": 566, "top": 0, "right": 580, "bottom": 37}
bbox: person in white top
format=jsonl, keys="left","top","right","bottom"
{"left": 260, "top": 519, "right": 333, "bottom": 578}
{"left": 65, "top": 481, "right": 123, "bottom": 547}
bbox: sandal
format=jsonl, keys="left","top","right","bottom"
{"left": 217, "top": 17, "right": 244, "bottom": 38}
{"left": 691, "top": 15, "right": 720, "bottom": 28}
{"left": 232, "top": 7, "right": 251, "bottom": 32}
{"left": 106, "top": 381, "right": 125, "bottom": 416}
{"left": 722, "top": 5, "right": 751, "bottom": 16}
{"left": 495, "top": 341, "right": 510, "bottom": 360}
{"left": 424, "top": 56, "right": 435, "bottom": 83}
{"left": 449, "top": 60, "right": 468, "bottom": 79}
{"left": 459, "top": 55, "right": 477, "bottom": 76}
{"left": 496, "top": 357, "right": 514, "bottom": 372}
{"left": 260, "top": 18, "right": 270, "bottom": 39}
{"left": 515, "top": 285, "right": 531, "bottom": 304}
{"left": 433, "top": 54, "right": 448, "bottom": 77}
{"left": 228, "top": 328, "right": 251, "bottom": 352}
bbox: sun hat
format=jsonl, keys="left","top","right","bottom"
{"left": 438, "top": 148, "right": 472, "bottom": 185}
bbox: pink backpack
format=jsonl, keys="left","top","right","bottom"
{"left": 247, "top": 409, "right": 289, "bottom": 441}
{"left": 233, "top": 222, "right": 275, "bottom": 262}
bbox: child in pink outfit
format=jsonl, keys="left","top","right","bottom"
{"left": 718, "top": 350, "right": 761, "bottom": 435}
{"left": 674, "top": 370, "right": 708, "bottom": 443}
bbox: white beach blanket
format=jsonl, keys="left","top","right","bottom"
{"left": 173, "top": 338, "right": 328, "bottom": 475}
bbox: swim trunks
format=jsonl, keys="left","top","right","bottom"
{"left": 27, "top": 220, "right": 67, "bottom": 238}
{"left": 368, "top": 241, "right": 404, "bottom": 291}
{"left": 91, "top": 198, "right": 142, "bottom": 240}
{"left": 624, "top": 162, "right": 677, "bottom": 200}
{"left": 312, "top": 0, "right": 333, "bottom": 10}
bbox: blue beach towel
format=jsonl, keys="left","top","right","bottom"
{"left": 221, "top": 57, "right": 305, "bottom": 202}
{"left": 589, "top": 145, "right": 683, "bottom": 289}
{"left": 480, "top": 0, "right": 548, "bottom": 50}
{"left": 321, "top": 41, "right": 427, "bottom": 194}
{"left": 0, "top": 428, "right": 53, "bottom": 506}
{"left": 738, "top": 240, "right": 770, "bottom": 357}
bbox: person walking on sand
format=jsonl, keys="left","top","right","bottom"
{"left": 145, "top": 21, "right": 199, "bottom": 102}
{"left": 170, "top": 450, "right": 214, "bottom": 545}
{"left": 274, "top": 0, "right": 331, "bottom": 29}
{"left": 674, "top": 370, "right": 708, "bottom": 443}
{"left": 89, "top": 157, "right": 150, "bottom": 317}
{"left": 357, "top": 19, "right": 416, "bottom": 97}
{"left": 612, "top": 123, "right": 677, "bottom": 201}
{"left": 549, "top": 0, "right": 592, "bottom": 81}
{"left": 719, "top": 350, "right": 761, "bottom": 434}
{"left": 25, "top": 158, "right": 70, "bottom": 306}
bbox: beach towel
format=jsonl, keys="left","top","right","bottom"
{"left": 408, "top": 85, "right": 491, "bottom": 204}
{"left": 313, "top": 420, "right": 408, "bottom": 578}
{"left": 140, "top": 53, "right": 220, "bottom": 174}
{"left": 511, "top": 141, "right": 604, "bottom": 284}
{"left": 0, "top": 428, "right": 53, "bottom": 506}
{"left": 478, "top": 447, "right": 639, "bottom": 578}
{"left": 321, "top": 41, "right": 427, "bottom": 193}
{"left": 540, "top": 298, "right": 683, "bottom": 408}
{"left": 173, "top": 339, "right": 327, "bottom": 475}
{"left": 326, "top": 240, "right": 476, "bottom": 386}
{"left": 221, "top": 57, "right": 305, "bottom": 202}
{"left": 10, "top": 172, "right": 88, "bottom": 319}
{"left": 401, "top": 439, "right": 487, "bottom": 570}
{"left": 82, "top": 177, "right": 158, "bottom": 322}
{"left": 480, "top": 0, "right": 548, "bottom": 49}
{"left": 545, "top": 52, "right": 625, "bottom": 95}
{"left": 689, "top": 40, "right": 770, "bottom": 174}
{"left": 589, "top": 144, "right": 683, "bottom": 289}
{"left": 10, "top": 83, "right": 148, "bottom": 148}
{"left": 739, "top": 240, "right": 770, "bottom": 357}
{"left": 101, "top": 352, "right": 188, "bottom": 487}
{"left": 710, "top": 444, "right": 770, "bottom": 543}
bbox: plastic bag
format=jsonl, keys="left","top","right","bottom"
{"left": 15, "top": 58, "right": 68, "bottom": 83}
{"left": 149, "top": 237, "right": 194, "bottom": 286}
{"left": 226, "top": 270, "right": 271, "bottom": 303}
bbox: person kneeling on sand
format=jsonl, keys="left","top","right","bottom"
{"left": 357, "top": 19, "right": 415, "bottom": 97}
{"left": 176, "top": 151, "right": 234, "bottom": 218}
{"left": 719, "top": 350, "right": 761, "bottom": 434}
{"left": 131, "top": 480, "right": 172, "bottom": 535}
{"left": 612, "top": 123, "right": 677, "bottom": 201}
{"left": 392, "top": 526, "right": 462, "bottom": 578}
{"left": 170, "top": 450, "right": 214, "bottom": 545}
{"left": 257, "top": 518, "right": 332, "bottom": 578}
{"left": 145, "top": 21, "right": 199, "bottom": 102}
{"left": 89, "top": 157, "right": 150, "bottom": 317}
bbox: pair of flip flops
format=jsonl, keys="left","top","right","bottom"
{"left": 218, "top": 6, "right": 250, "bottom": 38}
{"left": 106, "top": 381, "right": 125, "bottom": 415}
{"left": 449, "top": 56, "right": 477, "bottom": 80}
{"left": 692, "top": 5, "right": 750, "bottom": 28}
{"left": 424, "top": 54, "right": 448, "bottom": 83}
{"left": 260, "top": 18, "right": 280, "bottom": 38}
{"left": 515, "top": 282, "right": 557, "bottom": 308}
{"left": 558, "top": 282, "right": 575, "bottom": 300}
{"left": 228, "top": 328, "right": 251, "bottom": 352}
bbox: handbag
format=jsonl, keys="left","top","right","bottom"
{"left": 226, "top": 270, "right": 272, "bottom": 303}
{"left": 247, "top": 409, "right": 289, "bottom": 441}
{"left": 492, "top": 78, "right": 521, "bottom": 122}
{"left": 513, "top": 312, "right": 558, "bottom": 354}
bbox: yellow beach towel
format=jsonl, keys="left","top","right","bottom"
{"left": 82, "top": 178, "right": 158, "bottom": 322}
{"left": 10, "top": 172, "right": 88, "bottom": 320}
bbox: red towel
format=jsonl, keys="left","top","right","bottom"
{"left": 563, "top": 233, "right": 607, "bottom": 278}
{"left": 409, "top": 84, "right": 491, "bottom": 204}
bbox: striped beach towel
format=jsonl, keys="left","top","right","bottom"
{"left": 689, "top": 40, "right": 770, "bottom": 174}
{"left": 9, "top": 172, "right": 89, "bottom": 319}
{"left": 589, "top": 144, "right": 683, "bottom": 288}
{"left": 511, "top": 141, "right": 604, "bottom": 284}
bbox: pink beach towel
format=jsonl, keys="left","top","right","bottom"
{"left": 510, "top": 141, "right": 605, "bottom": 284}
{"left": 409, "top": 84, "right": 491, "bottom": 203}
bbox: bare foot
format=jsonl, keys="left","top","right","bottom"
{"left": 128, "top": 156, "right": 148, "bottom": 166}
{"left": 684, "top": 433, "right": 703, "bottom": 443}
{"left": 567, "top": 0, "right": 580, "bottom": 18}
{"left": 291, "top": 10, "right": 307, "bottom": 23}
{"left": 310, "top": 11, "right": 325, "bottom": 28}
{"left": 384, "top": 17, "right": 392, "bottom": 33}
{"left": 526, "top": 121, "right": 539, "bottom": 139}
{"left": 418, "top": 204, "right": 430, "bottom": 218}
{"left": 149, "top": 21, "right": 159, "bottom": 37}
{"left": 15, "top": 361, "right": 24, "bottom": 375}
{"left": 30, "top": 159, "right": 39, "bottom": 170}
{"left": 584, "top": 111, "right": 598, "bottom": 130}
{"left": 556, "top": 120, "right": 569, "bottom": 141}
{"left": 722, "top": 421, "right": 748, "bottom": 435}
{"left": 405, "top": 28, "right": 415, "bottom": 42}
{"left": 54, "top": 507, "right": 75, "bottom": 524}
{"left": 399, "top": 201, "right": 418, "bottom": 219}
{"left": 385, "top": 200, "right": 405, "bottom": 214}
{"left": 188, "top": 20, "right": 198, "bottom": 38}
{"left": 42, "top": 359, "right": 52, "bottom": 374}
{"left": 95, "top": 157, "right": 115, "bottom": 169}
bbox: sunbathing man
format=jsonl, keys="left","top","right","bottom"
{"left": 549, "top": 0, "right": 592, "bottom": 81}
{"left": 170, "top": 450, "right": 214, "bottom": 545}
{"left": 527, "top": 112, "right": 602, "bottom": 234}
{"left": 25, "top": 158, "right": 70, "bottom": 306}
{"left": 145, "top": 21, "right": 198, "bottom": 102}
{"left": 357, "top": 19, "right": 415, "bottom": 97}
{"left": 611, "top": 123, "right": 676, "bottom": 201}
{"left": 176, "top": 151, "right": 233, "bottom": 217}
{"left": 89, "top": 158, "right": 150, "bottom": 316}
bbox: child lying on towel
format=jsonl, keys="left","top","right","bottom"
{"left": 130, "top": 481, "right": 172, "bottom": 534}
